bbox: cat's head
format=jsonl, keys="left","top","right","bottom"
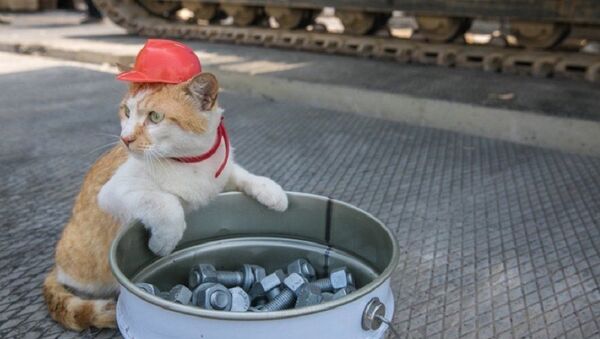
{"left": 118, "top": 73, "right": 220, "bottom": 158}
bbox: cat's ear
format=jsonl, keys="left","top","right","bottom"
{"left": 115, "top": 62, "right": 133, "bottom": 73}
{"left": 186, "top": 73, "right": 219, "bottom": 111}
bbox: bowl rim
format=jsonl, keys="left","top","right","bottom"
{"left": 109, "top": 191, "right": 400, "bottom": 321}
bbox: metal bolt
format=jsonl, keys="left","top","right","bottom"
{"left": 311, "top": 278, "right": 335, "bottom": 292}
{"left": 310, "top": 267, "right": 354, "bottom": 292}
{"left": 192, "top": 282, "right": 232, "bottom": 311}
{"left": 217, "top": 264, "right": 266, "bottom": 291}
{"left": 259, "top": 289, "right": 295, "bottom": 311}
{"left": 266, "top": 286, "right": 282, "bottom": 301}
{"left": 249, "top": 269, "right": 285, "bottom": 301}
{"left": 167, "top": 284, "right": 192, "bottom": 305}
{"left": 211, "top": 291, "right": 231, "bottom": 310}
{"left": 135, "top": 283, "right": 160, "bottom": 296}
{"left": 259, "top": 273, "right": 307, "bottom": 312}
{"left": 254, "top": 297, "right": 267, "bottom": 307}
{"left": 287, "top": 258, "right": 317, "bottom": 281}
{"left": 229, "top": 287, "right": 251, "bottom": 312}
{"left": 189, "top": 264, "right": 218, "bottom": 289}
{"left": 189, "top": 264, "right": 266, "bottom": 291}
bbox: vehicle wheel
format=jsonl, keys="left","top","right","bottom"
{"left": 137, "top": 0, "right": 180, "bottom": 18}
{"left": 182, "top": 1, "right": 225, "bottom": 22}
{"left": 337, "top": 10, "right": 390, "bottom": 35}
{"left": 510, "top": 21, "right": 570, "bottom": 49}
{"left": 221, "top": 4, "right": 263, "bottom": 26}
{"left": 266, "top": 6, "right": 313, "bottom": 30}
{"left": 415, "top": 16, "right": 472, "bottom": 42}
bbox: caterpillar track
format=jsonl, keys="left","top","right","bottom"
{"left": 95, "top": 0, "right": 600, "bottom": 83}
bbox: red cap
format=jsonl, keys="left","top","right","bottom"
{"left": 117, "top": 39, "right": 201, "bottom": 84}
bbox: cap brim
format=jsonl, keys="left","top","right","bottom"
{"left": 116, "top": 70, "right": 181, "bottom": 84}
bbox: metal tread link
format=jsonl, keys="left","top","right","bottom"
{"left": 95, "top": 0, "right": 600, "bottom": 83}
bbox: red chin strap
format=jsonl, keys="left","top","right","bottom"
{"left": 170, "top": 117, "right": 230, "bottom": 178}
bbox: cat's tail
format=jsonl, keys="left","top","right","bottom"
{"left": 43, "top": 268, "right": 116, "bottom": 331}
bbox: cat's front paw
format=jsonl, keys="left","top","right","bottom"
{"left": 247, "top": 177, "right": 288, "bottom": 212}
{"left": 147, "top": 221, "right": 186, "bottom": 257}
{"left": 148, "top": 235, "right": 177, "bottom": 257}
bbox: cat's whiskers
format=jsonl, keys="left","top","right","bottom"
{"left": 150, "top": 149, "right": 172, "bottom": 176}
{"left": 149, "top": 152, "right": 164, "bottom": 178}
{"left": 143, "top": 148, "right": 170, "bottom": 179}
{"left": 91, "top": 132, "right": 122, "bottom": 139}
{"left": 143, "top": 152, "right": 155, "bottom": 178}
{"left": 85, "top": 141, "right": 120, "bottom": 157}
{"left": 142, "top": 147, "right": 160, "bottom": 178}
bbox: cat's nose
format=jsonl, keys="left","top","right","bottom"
{"left": 121, "top": 136, "right": 134, "bottom": 147}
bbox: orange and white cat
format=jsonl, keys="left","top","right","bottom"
{"left": 43, "top": 72, "right": 288, "bottom": 331}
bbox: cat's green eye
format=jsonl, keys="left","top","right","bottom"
{"left": 149, "top": 111, "right": 164, "bottom": 123}
{"left": 123, "top": 106, "right": 130, "bottom": 118}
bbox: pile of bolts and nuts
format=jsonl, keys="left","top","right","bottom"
{"left": 135, "top": 258, "right": 357, "bottom": 312}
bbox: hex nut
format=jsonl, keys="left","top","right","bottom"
{"left": 249, "top": 269, "right": 286, "bottom": 300}
{"left": 329, "top": 267, "right": 353, "bottom": 290}
{"left": 192, "top": 282, "right": 232, "bottom": 311}
{"left": 189, "top": 264, "right": 218, "bottom": 289}
{"left": 239, "top": 264, "right": 266, "bottom": 291}
{"left": 283, "top": 273, "right": 308, "bottom": 296}
{"left": 248, "top": 264, "right": 267, "bottom": 285}
{"left": 229, "top": 287, "right": 251, "bottom": 312}
{"left": 135, "top": 283, "right": 160, "bottom": 296}
{"left": 167, "top": 284, "right": 192, "bottom": 305}
{"left": 287, "top": 258, "right": 317, "bottom": 281}
{"left": 321, "top": 292, "right": 334, "bottom": 302}
{"left": 295, "top": 284, "right": 323, "bottom": 308}
{"left": 332, "top": 286, "right": 355, "bottom": 300}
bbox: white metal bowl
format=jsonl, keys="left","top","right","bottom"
{"left": 110, "top": 192, "right": 399, "bottom": 339}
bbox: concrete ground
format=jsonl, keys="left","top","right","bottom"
{"left": 1, "top": 47, "right": 600, "bottom": 339}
